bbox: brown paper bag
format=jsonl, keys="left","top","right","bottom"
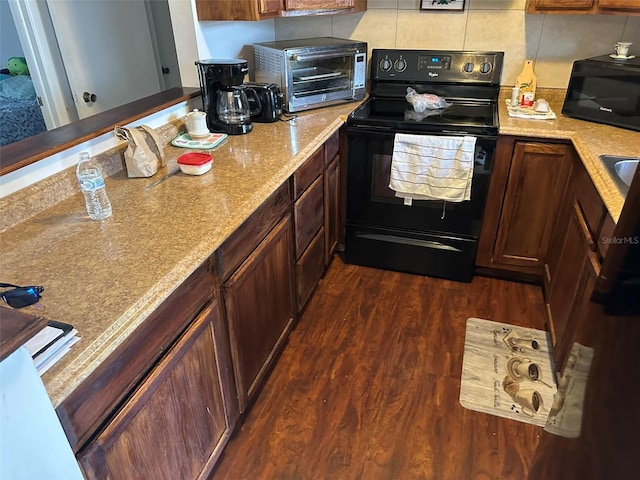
{"left": 114, "top": 125, "right": 166, "bottom": 177}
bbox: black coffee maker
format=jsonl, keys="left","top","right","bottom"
{"left": 196, "top": 58, "right": 256, "bottom": 135}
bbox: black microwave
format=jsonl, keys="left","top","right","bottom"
{"left": 562, "top": 55, "right": 640, "bottom": 132}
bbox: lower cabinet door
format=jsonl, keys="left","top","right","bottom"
{"left": 546, "top": 201, "right": 593, "bottom": 367}
{"left": 492, "top": 142, "right": 573, "bottom": 274}
{"left": 78, "top": 301, "right": 232, "bottom": 480}
{"left": 222, "top": 214, "right": 295, "bottom": 412}
{"left": 324, "top": 154, "right": 341, "bottom": 265}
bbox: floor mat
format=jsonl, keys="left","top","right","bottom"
{"left": 460, "top": 318, "right": 557, "bottom": 427}
{"left": 544, "top": 342, "right": 593, "bottom": 438}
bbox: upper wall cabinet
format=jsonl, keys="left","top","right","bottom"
{"left": 195, "top": 0, "right": 282, "bottom": 21}
{"left": 196, "top": 0, "right": 366, "bottom": 21}
{"left": 285, "top": 0, "right": 354, "bottom": 12}
{"left": 527, "top": 0, "right": 640, "bottom": 14}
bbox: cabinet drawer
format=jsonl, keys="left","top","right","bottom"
{"left": 293, "top": 146, "right": 324, "bottom": 199}
{"left": 294, "top": 176, "right": 324, "bottom": 258}
{"left": 324, "top": 130, "right": 340, "bottom": 165}
{"left": 57, "top": 260, "right": 215, "bottom": 450}
{"left": 216, "top": 182, "right": 291, "bottom": 280}
{"left": 296, "top": 227, "right": 325, "bottom": 311}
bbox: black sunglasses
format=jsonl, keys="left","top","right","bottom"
{"left": 0, "top": 283, "right": 44, "bottom": 308}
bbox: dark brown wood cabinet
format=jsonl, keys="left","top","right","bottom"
{"left": 527, "top": 0, "right": 640, "bottom": 14}
{"left": 221, "top": 213, "right": 295, "bottom": 413}
{"left": 57, "top": 261, "right": 220, "bottom": 450}
{"left": 78, "top": 300, "right": 233, "bottom": 480}
{"left": 195, "top": 0, "right": 365, "bottom": 21}
{"left": 59, "top": 129, "right": 347, "bottom": 475}
{"left": 527, "top": 162, "right": 640, "bottom": 480}
{"left": 293, "top": 146, "right": 325, "bottom": 312}
{"left": 478, "top": 138, "right": 612, "bottom": 369}
{"left": 291, "top": 129, "right": 344, "bottom": 312}
{"left": 477, "top": 138, "right": 573, "bottom": 278}
{"left": 545, "top": 200, "right": 600, "bottom": 368}
{"left": 324, "top": 130, "right": 341, "bottom": 265}
{"left": 544, "top": 160, "right": 606, "bottom": 370}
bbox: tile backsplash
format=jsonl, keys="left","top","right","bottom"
{"left": 273, "top": 1, "right": 640, "bottom": 88}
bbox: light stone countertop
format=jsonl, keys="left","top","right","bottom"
{"left": 1, "top": 90, "right": 638, "bottom": 408}
{"left": 0, "top": 102, "right": 355, "bottom": 407}
{"left": 498, "top": 88, "right": 639, "bottom": 223}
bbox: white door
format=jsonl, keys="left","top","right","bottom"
{"left": 47, "top": 0, "right": 163, "bottom": 119}
{"left": 147, "top": 0, "right": 182, "bottom": 91}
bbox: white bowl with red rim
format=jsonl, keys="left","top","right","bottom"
{"left": 177, "top": 152, "right": 212, "bottom": 175}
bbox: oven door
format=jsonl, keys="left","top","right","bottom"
{"left": 346, "top": 126, "right": 494, "bottom": 237}
{"left": 344, "top": 125, "right": 495, "bottom": 281}
{"left": 286, "top": 50, "right": 366, "bottom": 112}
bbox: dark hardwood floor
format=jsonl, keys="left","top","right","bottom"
{"left": 212, "top": 257, "right": 547, "bottom": 480}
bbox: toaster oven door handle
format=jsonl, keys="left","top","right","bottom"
{"left": 291, "top": 49, "right": 360, "bottom": 62}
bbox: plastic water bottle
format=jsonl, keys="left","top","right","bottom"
{"left": 76, "top": 152, "right": 112, "bottom": 220}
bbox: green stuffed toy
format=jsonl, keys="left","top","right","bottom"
{"left": 7, "top": 57, "right": 29, "bottom": 75}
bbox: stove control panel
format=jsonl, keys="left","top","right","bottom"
{"left": 372, "top": 49, "right": 504, "bottom": 85}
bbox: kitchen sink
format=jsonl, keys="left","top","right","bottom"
{"left": 599, "top": 155, "right": 639, "bottom": 197}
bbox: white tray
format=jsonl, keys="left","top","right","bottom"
{"left": 171, "top": 132, "right": 228, "bottom": 149}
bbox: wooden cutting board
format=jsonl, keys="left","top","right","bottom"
{"left": 516, "top": 59, "right": 537, "bottom": 105}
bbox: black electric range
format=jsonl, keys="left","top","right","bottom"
{"left": 344, "top": 49, "right": 504, "bottom": 282}
{"left": 348, "top": 49, "right": 503, "bottom": 135}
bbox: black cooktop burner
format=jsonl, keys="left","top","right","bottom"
{"left": 348, "top": 97, "right": 499, "bottom": 136}
{"left": 348, "top": 49, "right": 504, "bottom": 137}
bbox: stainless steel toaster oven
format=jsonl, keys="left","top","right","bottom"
{"left": 253, "top": 37, "right": 367, "bottom": 113}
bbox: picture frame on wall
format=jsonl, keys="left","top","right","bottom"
{"left": 420, "top": 0, "right": 466, "bottom": 11}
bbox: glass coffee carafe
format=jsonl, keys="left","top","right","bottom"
{"left": 216, "top": 87, "right": 251, "bottom": 125}
{"left": 215, "top": 86, "right": 260, "bottom": 134}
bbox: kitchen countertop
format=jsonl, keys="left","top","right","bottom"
{"left": 0, "top": 102, "right": 355, "bottom": 407}
{"left": 1, "top": 90, "right": 638, "bottom": 408}
{"left": 498, "top": 88, "right": 638, "bottom": 223}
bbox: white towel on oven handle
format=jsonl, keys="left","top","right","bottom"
{"left": 389, "top": 134, "right": 476, "bottom": 202}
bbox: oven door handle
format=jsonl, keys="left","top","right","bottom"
{"left": 291, "top": 49, "right": 359, "bottom": 62}
{"left": 442, "top": 129, "right": 472, "bottom": 135}
{"left": 356, "top": 233, "right": 463, "bottom": 252}
{"left": 347, "top": 123, "right": 393, "bottom": 131}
